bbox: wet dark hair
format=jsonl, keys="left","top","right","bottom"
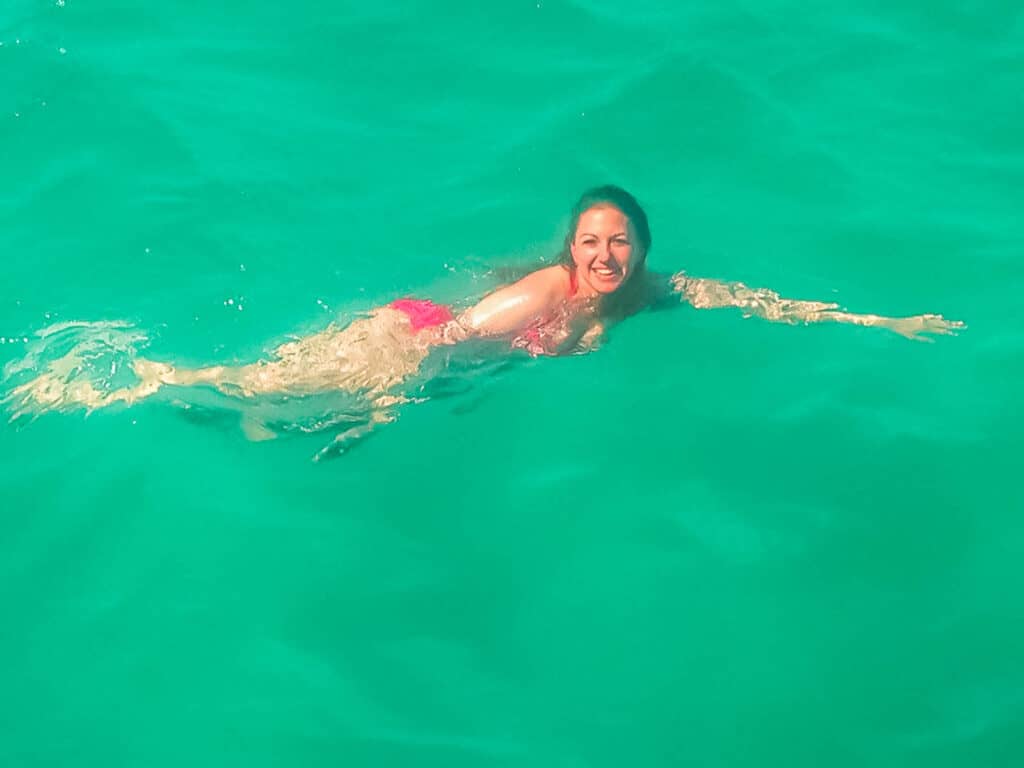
{"left": 559, "top": 185, "right": 652, "bottom": 266}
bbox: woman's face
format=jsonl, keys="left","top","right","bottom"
{"left": 569, "top": 205, "right": 643, "bottom": 296}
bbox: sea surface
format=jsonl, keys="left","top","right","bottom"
{"left": 2, "top": 1, "right": 1022, "bottom": 766}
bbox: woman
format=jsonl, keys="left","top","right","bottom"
{"left": 460, "top": 185, "right": 961, "bottom": 346}
{"left": 5, "top": 185, "right": 962, "bottom": 445}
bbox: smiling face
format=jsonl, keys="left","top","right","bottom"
{"left": 569, "top": 205, "right": 644, "bottom": 296}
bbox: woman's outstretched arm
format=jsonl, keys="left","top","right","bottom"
{"left": 669, "top": 272, "right": 964, "bottom": 341}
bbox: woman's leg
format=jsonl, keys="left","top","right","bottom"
{"left": 96, "top": 359, "right": 244, "bottom": 407}
{"left": 6, "top": 308, "right": 436, "bottom": 418}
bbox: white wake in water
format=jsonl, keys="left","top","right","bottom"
{"left": 2, "top": 320, "right": 151, "bottom": 421}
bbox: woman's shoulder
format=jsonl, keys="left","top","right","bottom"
{"left": 457, "top": 264, "right": 570, "bottom": 335}
{"left": 496, "top": 264, "right": 573, "bottom": 305}
{"left": 516, "top": 264, "right": 571, "bottom": 293}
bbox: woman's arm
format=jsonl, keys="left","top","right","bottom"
{"left": 457, "top": 266, "right": 566, "bottom": 336}
{"left": 670, "top": 272, "right": 964, "bottom": 340}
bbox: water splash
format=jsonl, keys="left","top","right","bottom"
{"left": 2, "top": 320, "right": 149, "bottom": 421}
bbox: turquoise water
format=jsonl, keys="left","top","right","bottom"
{"left": 2, "top": 1, "right": 1022, "bottom": 765}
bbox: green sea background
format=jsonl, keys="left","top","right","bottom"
{"left": 2, "top": 1, "right": 1022, "bottom": 765}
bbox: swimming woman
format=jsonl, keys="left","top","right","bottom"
{"left": 5, "top": 185, "right": 963, "bottom": 444}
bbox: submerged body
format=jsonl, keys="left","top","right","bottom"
{"left": 157, "top": 303, "right": 452, "bottom": 399}
{"left": 122, "top": 273, "right": 605, "bottom": 409}
{"left": 4, "top": 186, "right": 963, "bottom": 454}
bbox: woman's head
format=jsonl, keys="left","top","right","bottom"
{"left": 561, "top": 185, "right": 651, "bottom": 296}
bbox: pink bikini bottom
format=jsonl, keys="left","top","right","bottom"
{"left": 389, "top": 298, "right": 454, "bottom": 331}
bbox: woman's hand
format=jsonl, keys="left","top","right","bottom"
{"left": 884, "top": 313, "right": 965, "bottom": 341}
{"left": 670, "top": 271, "right": 688, "bottom": 294}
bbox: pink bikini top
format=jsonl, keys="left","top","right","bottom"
{"left": 517, "top": 269, "right": 579, "bottom": 355}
